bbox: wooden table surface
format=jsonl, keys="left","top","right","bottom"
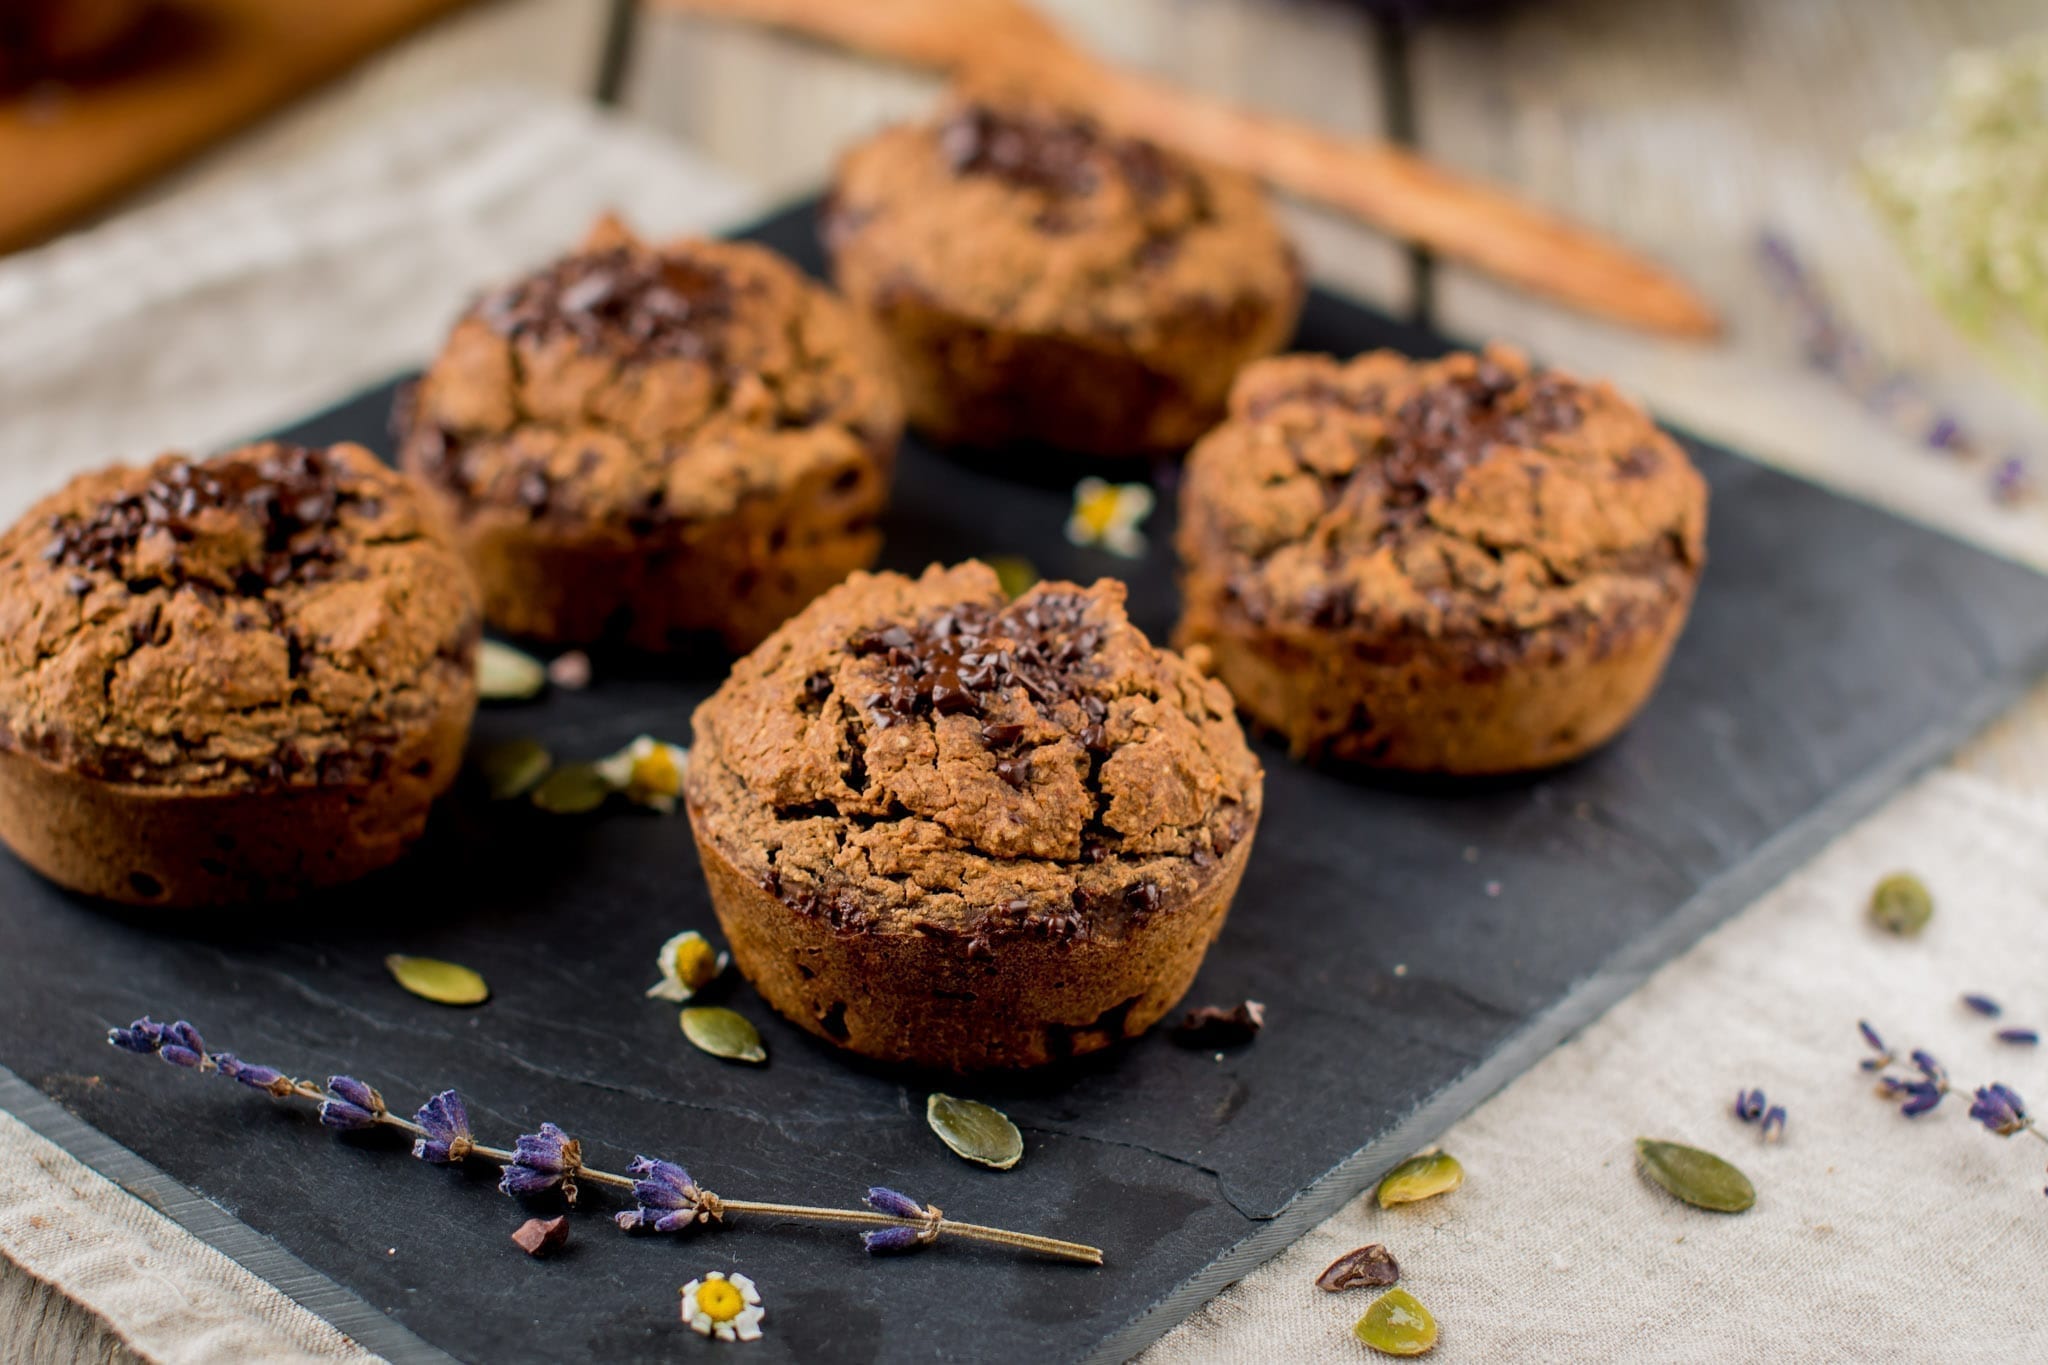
{"left": 6, "top": 0, "right": 2045, "bottom": 1359}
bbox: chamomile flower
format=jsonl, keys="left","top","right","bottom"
{"left": 646, "top": 929, "right": 730, "bottom": 1003}
{"left": 1065, "top": 478, "right": 1154, "bottom": 559}
{"left": 680, "top": 1271, "right": 764, "bottom": 1342}
{"left": 594, "top": 735, "right": 690, "bottom": 812}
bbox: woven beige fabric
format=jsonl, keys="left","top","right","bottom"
{"left": 1145, "top": 766, "right": 2048, "bottom": 1362}
{"left": 0, "top": 1111, "right": 378, "bottom": 1364}
{"left": 2, "top": 81, "right": 2046, "bottom": 1365}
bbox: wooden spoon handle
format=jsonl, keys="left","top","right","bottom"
{"left": 656, "top": 0, "right": 1720, "bottom": 338}
{"left": 1068, "top": 61, "right": 1720, "bottom": 338}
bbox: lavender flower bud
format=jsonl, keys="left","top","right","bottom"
{"left": 499, "top": 1123, "right": 582, "bottom": 1204}
{"left": 1857, "top": 1020, "right": 1893, "bottom": 1071}
{"left": 864, "top": 1187, "right": 928, "bottom": 1220}
{"left": 1962, "top": 993, "right": 2003, "bottom": 1018}
{"left": 326, "top": 1075, "right": 385, "bottom": 1117}
{"left": 1969, "top": 1084, "right": 2030, "bottom": 1136}
{"left": 410, "top": 1089, "right": 474, "bottom": 1164}
{"left": 1996, "top": 1029, "right": 2040, "bottom": 1046}
{"left": 862, "top": 1225, "right": 925, "bottom": 1255}
{"left": 1733, "top": 1088, "right": 1767, "bottom": 1123}
{"left": 162, "top": 1021, "right": 206, "bottom": 1056}
{"left": 319, "top": 1096, "right": 380, "bottom": 1130}
{"left": 1760, "top": 1106, "right": 1788, "bottom": 1143}
{"left": 615, "top": 1156, "right": 722, "bottom": 1231}
{"left": 107, "top": 1017, "right": 165, "bottom": 1054}
{"left": 1899, "top": 1081, "right": 1945, "bottom": 1118}
{"left": 216, "top": 1054, "right": 295, "bottom": 1097}
{"left": 1910, "top": 1050, "right": 1947, "bottom": 1086}
{"left": 159, "top": 1045, "right": 205, "bottom": 1069}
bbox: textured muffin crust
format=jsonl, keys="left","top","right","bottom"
{"left": 1176, "top": 345, "right": 1708, "bottom": 772}
{"left": 0, "top": 442, "right": 480, "bottom": 903}
{"left": 825, "top": 88, "right": 1302, "bottom": 457}
{"left": 400, "top": 215, "right": 903, "bottom": 652}
{"left": 686, "top": 561, "right": 1263, "bottom": 1069}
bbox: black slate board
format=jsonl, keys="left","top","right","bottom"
{"left": 6, "top": 202, "right": 2048, "bottom": 1365}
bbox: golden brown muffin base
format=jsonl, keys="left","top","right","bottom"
{"left": 1178, "top": 585, "right": 1693, "bottom": 773}
{"left": 691, "top": 812, "right": 1256, "bottom": 1071}
{"left": 0, "top": 699, "right": 472, "bottom": 908}
{"left": 856, "top": 279, "right": 1298, "bottom": 458}
{"left": 408, "top": 452, "right": 885, "bottom": 654}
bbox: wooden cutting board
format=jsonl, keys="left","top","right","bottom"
{"left": 0, "top": 0, "right": 479, "bottom": 255}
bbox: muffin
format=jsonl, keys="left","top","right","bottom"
{"left": 0, "top": 442, "right": 480, "bottom": 906}
{"left": 0, "top": 0, "right": 149, "bottom": 88}
{"left": 685, "top": 561, "right": 1263, "bottom": 1071}
{"left": 824, "top": 86, "right": 1303, "bottom": 459}
{"left": 399, "top": 215, "right": 902, "bottom": 654}
{"left": 1176, "top": 345, "right": 1707, "bottom": 774}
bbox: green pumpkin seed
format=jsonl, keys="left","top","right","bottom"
{"left": 475, "top": 738, "right": 552, "bottom": 800}
{"left": 681, "top": 1006, "right": 767, "bottom": 1064}
{"left": 926, "top": 1094, "right": 1024, "bottom": 1170}
{"left": 385, "top": 954, "right": 490, "bottom": 1006}
{"left": 1354, "top": 1288, "right": 1437, "bottom": 1356}
{"left": 530, "top": 763, "right": 615, "bottom": 815}
{"left": 1635, "top": 1138, "right": 1755, "bottom": 1213}
{"left": 987, "top": 555, "right": 1040, "bottom": 599}
{"left": 476, "top": 641, "right": 547, "bottom": 701}
{"left": 1869, "top": 872, "right": 1933, "bottom": 935}
{"left": 1376, "top": 1151, "right": 1464, "bottom": 1208}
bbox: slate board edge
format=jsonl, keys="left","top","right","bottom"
{"left": 1084, "top": 630, "right": 2048, "bottom": 1365}
{"left": 0, "top": 1067, "right": 455, "bottom": 1365}
{"left": 10, "top": 594, "right": 2037, "bottom": 1365}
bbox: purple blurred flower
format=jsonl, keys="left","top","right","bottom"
{"left": 1760, "top": 1105, "right": 1788, "bottom": 1143}
{"left": 499, "top": 1122, "right": 582, "bottom": 1204}
{"left": 1857, "top": 1020, "right": 1894, "bottom": 1072}
{"left": 861, "top": 1186, "right": 941, "bottom": 1255}
{"left": 1996, "top": 1029, "right": 2040, "bottom": 1046}
{"left": 1969, "top": 1084, "right": 2030, "bottom": 1137}
{"left": 1899, "top": 1082, "right": 1945, "bottom": 1118}
{"left": 614, "top": 1156, "right": 722, "bottom": 1232}
{"left": 1962, "top": 994, "right": 2003, "bottom": 1018}
{"left": 318, "top": 1075, "right": 385, "bottom": 1131}
{"left": 107, "top": 1017, "right": 165, "bottom": 1055}
{"left": 1993, "top": 455, "right": 2033, "bottom": 506}
{"left": 1734, "top": 1088, "right": 1767, "bottom": 1122}
{"left": 410, "top": 1089, "right": 474, "bottom": 1165}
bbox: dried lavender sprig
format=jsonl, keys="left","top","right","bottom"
{"left": 102, "top": 1016, "right": 1103, "bottom": 1265}
{"left": 1758, "top": 231, "right": 2037, "bottom": 507}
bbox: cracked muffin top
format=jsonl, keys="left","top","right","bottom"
{"left": 0, "top": 442, "right": 480, "bottom": 789}
{"left": 686, "top": 562, "right": 1262, "bottom": 947}
{"left": 1180, "top": 345, "right": 1708, "bottom": 641}
{"left": 824, "top": 87, "right": 1300, "bottom": 342}
{"left": 401, "top": 214, "right": 902, "bottom": 528}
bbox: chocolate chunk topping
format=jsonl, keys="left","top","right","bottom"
{"left": 938, "top": 102, "right": 1190, "bottom": 204}
{"left": 1377, "top": 362, "right": 1584, "bottom": 515}
{"left": 850, "top": 590, "right": 1105, "bottom": 732}
{"left": 475, "top": 244, "right": 735, "bottom": 362}
{"left": 44, "top": 444, "right": 356, "bottom": 594}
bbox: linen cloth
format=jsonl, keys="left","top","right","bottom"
{"left": 1, "top": 84, "right": 2044, "bottom": 1364}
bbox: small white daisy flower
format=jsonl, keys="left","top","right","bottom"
{"left": 645, "top": 929, "right": 730, "bottom": 1002}
{"left": 594, "top": 734, "right": 690, "bottom": 812}
{"left": 1065, "top": 478, "right": 1155, "bottom": 559}
{"left": 680, "top": 1271, "right": 765, "bottom": 1342}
